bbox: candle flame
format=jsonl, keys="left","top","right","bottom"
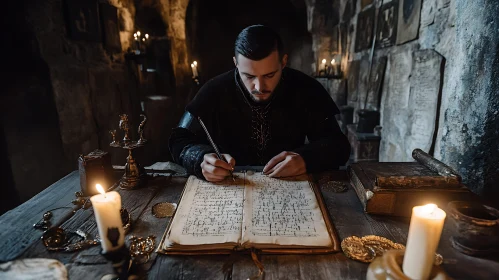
{"left": 331, "top": 59, "right": 336, "bottom": 64}
{"left": 421, "top": 203, "right": 437, "bottom": 215}
{"left": 193, "top": 61, "right": 198, "bottom": 66}
{"left": 321, "top": 59, "right": 326, "bottom": 64}
{"left": 191, "top": 63, "right": 195, "bottom": 68}
{"left": 145, "top": 34, "right": 149, "bottom": 39}
{"left": 142, "top": 38, "right": 145, "bottom": 41}
{"left": 96, "top": 184, "right": 105, "bottom": 195}
{"left": 137, "top": 31, "right": 141, "bottom": 36}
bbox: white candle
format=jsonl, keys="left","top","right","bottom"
{"left": 403, "top": 204, "right": 446, "bottom": 279}
{"left": 193, "top": 61, "right": 199, "bottom": 77}
{"left": 90, "top": 184, "right": 125, "bottom": 253}
{"left": 191, "top": 63, "right": 198, "bottom": 77}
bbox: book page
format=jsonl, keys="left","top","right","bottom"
{"left": 165, "top": 175, "right": 245, "bottom": 246}
{"left": 241, "top": 173, "right": 332, "bottom": 247}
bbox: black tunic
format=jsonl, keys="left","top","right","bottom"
{"left": 169, "top": 67, "right": 351, "bottom": 179}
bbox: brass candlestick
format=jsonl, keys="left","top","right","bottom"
{"left": 110, "top": 114, "right": 148, "bottom": 190}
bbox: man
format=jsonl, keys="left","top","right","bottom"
{"left": 169, "top": 25, "right": 350, "bottom": 182}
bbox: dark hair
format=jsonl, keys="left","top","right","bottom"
{"left": 234, "top": 25, "right": 284, "bottom": 61}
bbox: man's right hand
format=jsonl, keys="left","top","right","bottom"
{"left": 201, "top": 153, "right": 236, "bottom": 182}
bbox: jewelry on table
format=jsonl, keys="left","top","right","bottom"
{"left": 121, "top": 208, "right": 132, "bottom": 234}
{"left": 38, "top": 207, "right": 131, "bottom": 253}
{"left": 42, "top": 227, "right": 100, "bottom": 252}
{"left": 33, "top": 207, "right": 74, "bottom": 231}
{"left": 72, "top": 191, "right": 92, "bottom": 209}
{"left": 341, "top": 235, "right": 443, "bottom": 265}
{"left": 129, "top": 235, "right": 156, "bottom": 264}
{"left": 152, "top": 202, "right": 177, "bottom": 218}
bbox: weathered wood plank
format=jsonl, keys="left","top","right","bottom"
{"left": 0, "top": 171, "right": 81, "bottom": 262}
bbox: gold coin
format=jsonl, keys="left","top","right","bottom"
{"left": 152, "top": 202, "right": 177, "bottom": 218}
{"left": 341, "top": 236, "right": 376, "bottom": 263}
{"left": 323, "top": 181, "right": 348, "bottom": 192}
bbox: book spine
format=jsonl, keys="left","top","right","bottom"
{"left": 348, "top": 166, "right": 367, "bottom": 211}
{"left": 375, "top": 176, "right": 462, "bottom": 190}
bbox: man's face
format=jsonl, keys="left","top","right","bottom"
{"left": 234, "top": 50, "right": 287, "bottom": 102}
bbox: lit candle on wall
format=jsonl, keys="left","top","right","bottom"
{"left": 90, "top": 184, "right": 125, "bottom": 253}
{"left": 402, "top": 204, "right": 446, "bottom": 279}
{"left": 321, "top": 58, "right": 327, "bottom": 71}
{"left": 331, "top": 59, "right": 336, "bottom": 75}
{"left": 193, "top": 61, "right": 198, "bottom": 76}
{"left": 191, "top": 62, "right": 198, "bottom": 77}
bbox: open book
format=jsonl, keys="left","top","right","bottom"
{"left": 157, "top": 171, "right": 339, "bottom": 254}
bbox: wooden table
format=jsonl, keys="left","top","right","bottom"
{"left": 1, "top": 169, "right": 498, "bottom": 279}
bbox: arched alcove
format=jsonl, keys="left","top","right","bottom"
{"left": 185, "top": 0, "right": 313, "bottom": 80}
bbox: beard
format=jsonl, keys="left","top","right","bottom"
{"left": 249, "top": 89, "right": 272, "bottom": 102}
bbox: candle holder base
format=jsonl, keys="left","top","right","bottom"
{"left": 102, "top": 246, "right": 132, "bottom": 280}
{"left": 366, "top": 250, "right": 449, "bottom": 280}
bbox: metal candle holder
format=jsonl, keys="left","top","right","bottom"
{"left": 110, "top": 114, "right": 148, "bottom": 190}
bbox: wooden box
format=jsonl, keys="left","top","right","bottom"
{"left": 347, "top": 124, "right": 380, "bottom": 162}
{"left": 78, "top": 150, "right": 114, "bottom": 196}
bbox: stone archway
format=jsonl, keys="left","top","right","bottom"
{"left": 155, "top": 0, "right": 339, "bottom": 101}
{"left": 184, "top": 0, "right": 314, "bottom": 80}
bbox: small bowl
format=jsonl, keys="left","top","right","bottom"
{"left": 447, "top": 201, "right": 499, "bottom": 256}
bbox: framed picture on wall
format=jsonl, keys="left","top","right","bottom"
{"left": 339, "top": 23, "right": 348, "bottom": 54}
{"left": 331, "top": 25, "right": 339, "bottom": 53}
{"left": 64, "top": 0, "right": 101, "bottom": 42}
{"left": 355, "top": 7, "right": 375, "bottom": 52}
{"left": 376, "top": 0, "right": 399, "bottom": 48}
{"left": 100, "top": 3, "right": 121, "bottom": 52}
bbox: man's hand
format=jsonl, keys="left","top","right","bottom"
{"left": 201, "top": 153, "right": 236, "bottom": 182}
{"left": 263, "top": 151, "right": 306, "bottom": 178}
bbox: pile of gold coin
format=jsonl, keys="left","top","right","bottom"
{"left": 341, "top": 235, "right": 443, "bottom": 265}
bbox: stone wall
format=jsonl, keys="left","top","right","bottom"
{"left": 2, "top": 0, "right": 142, "bottom": 204}
{"left": 312, "top": 0, "right": 499, "bottom": 195}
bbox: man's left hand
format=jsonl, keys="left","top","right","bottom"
{"left": 263, "top": 151, "right": 306, "bottom": 178}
